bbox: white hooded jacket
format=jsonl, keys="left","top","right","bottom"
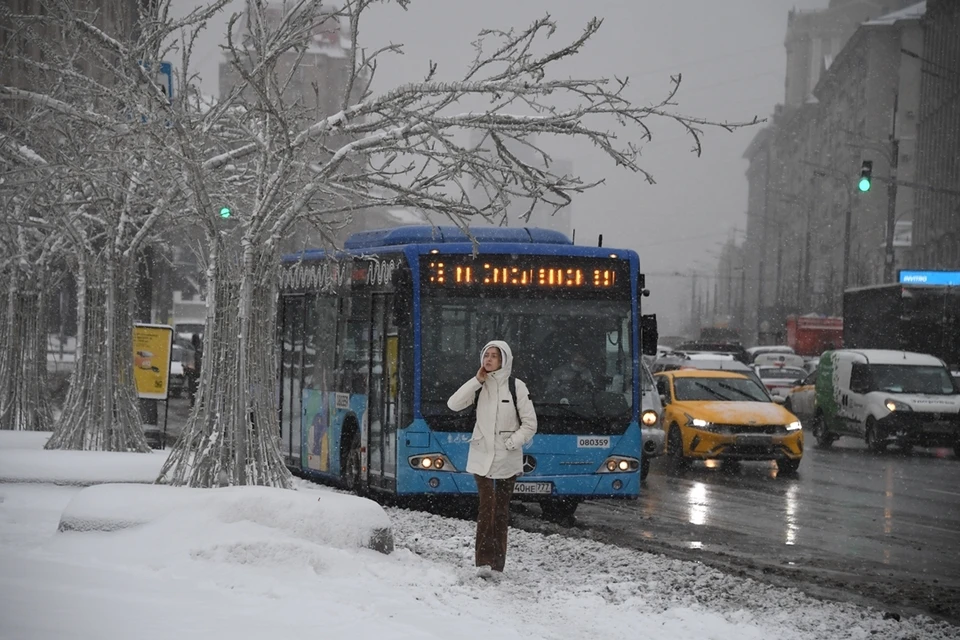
{"left": 447, "top": 340, "right": 538, "bottom": 478}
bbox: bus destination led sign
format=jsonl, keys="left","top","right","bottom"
{"left": 422, "top": 256, "right": 625, "bottom": 290}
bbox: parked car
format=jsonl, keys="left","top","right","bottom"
{"left": 168, "top": 343, "right": 189, "bottom": 398}
{"left": 674, "top": 341, "right": 750, "bottom": 364}
{"left": 783, "top": 369, "right": 819, "bottom": 423}
{"left": 653, "top": 352, "right": 768, "bottom": 392}
{"left": 752, "top": 352, "right": 806, "bottom": 369}
{"left": 754, "top": 365, "right": 808, "bottom": 399}
{"left": 655, "top": 369, "right": 803, "bottom": 474}
{"left": 639, "top": 361, "right": 665, "bottom": 481}
{"left": 746, "top": 345, "right": 795, "bottom": 363}
{"left": 811, "top": 349, "right": 960, "bottom": 454}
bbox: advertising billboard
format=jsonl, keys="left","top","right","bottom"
{"left": 898, "top": 270, "right": 960, "bottom": 286}
{"left": 133, "top": 324, "right": 174, "bottom": 399}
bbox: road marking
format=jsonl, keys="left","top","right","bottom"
{"left": 926, "top": 488, "right": 960, "bottom": 497}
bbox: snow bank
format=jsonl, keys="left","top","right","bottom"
{"left": 1, "top": 479, "right": 956, "bottom": 639}
{"left": 0, "top": 449, "right": 167, "bottom": 485}
{"left": 57, "top": 484, "right": 393, "bottom": 554}
{"left": 0, "top": 430, "right": 52, "bottom": 450}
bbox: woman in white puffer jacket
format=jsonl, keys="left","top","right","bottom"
{"left": 447, "top": 340, "right": 537, "bottom": 575}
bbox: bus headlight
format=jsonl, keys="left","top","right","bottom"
{"left": 641, "top": 410, "right": 659, "bottom": 426}
{"left": 598, "top": 456, "right": 639, "bottom": 473}
{"left": 408, "top": 454, "right": 457, "bottom": 472}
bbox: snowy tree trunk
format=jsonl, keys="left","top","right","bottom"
{"left": 45, "top": 259, "right": 150, "bottom": 451}
{"left": 159, "top": 242, "right": 291, "bottom": 488}
{"left": 0, "top": 276, "right": 54, "bottom": 431}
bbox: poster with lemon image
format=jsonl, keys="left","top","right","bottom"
{"left": 133, "top": 324, "right": 174, "bottom": 399}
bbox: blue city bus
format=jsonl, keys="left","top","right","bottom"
{"left": 277, "top": 225, "right": 657, "bottom": 518}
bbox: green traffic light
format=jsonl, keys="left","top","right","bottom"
{"left": 219, "top": 206, "right": 231, "bottom": 218}
{"left": 858, "top": 178, "right": 871, "bottom": 192}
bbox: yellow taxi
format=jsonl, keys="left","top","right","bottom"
{"left": 654, "top": 369, "right": 803, "bottom": 474}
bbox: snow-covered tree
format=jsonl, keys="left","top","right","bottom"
{"left": 2, "top": 0, "right": 758, "bottom": 479}
{"left": 0, "top": 188, "right": 59, "bottom": 432}
{"left": 0, "top": 1, "right": 204, "bottom": 449}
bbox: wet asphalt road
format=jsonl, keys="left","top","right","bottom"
{"left": 562, "top": 440, "right": 960, "bottom": 624}
{"left": 156, "top": 400, "right": 960, "bottom": 622}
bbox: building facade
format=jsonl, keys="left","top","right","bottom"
{"left": 809, "top": 4, "right": 925, "bottom": 292}
{"left": 911, "top": 0, "right": 960, "bottom": 270}
{"left": 739, "top": 0, "right": 924, "bottom": 345}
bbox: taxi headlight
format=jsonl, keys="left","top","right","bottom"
{"left": 785, "top": 421, "right": 802, "bottom": 431}
{"left": 685, "top": 413, "right": 712, "bottom": 429}
{"left": 641, "top": 410, "right": 659, "bottom": 426}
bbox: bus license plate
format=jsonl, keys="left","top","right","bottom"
{"left": 514, "top": 482, "right": 553, "bottom": 495}
{"left": 577, "top": 436, "right": 610, "bottom": 448}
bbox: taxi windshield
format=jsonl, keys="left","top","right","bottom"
{"left": 674, "top": 376, "right": 770, "bottom": 402}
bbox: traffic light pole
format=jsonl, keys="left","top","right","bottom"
{"left": 842, "top": 207, "right": 852, "bottom": 292}
{"left": 884, "top": 138, "right": 899, "bottom": 283}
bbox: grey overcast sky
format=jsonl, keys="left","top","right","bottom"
{"left": 170, "top": 0, "right": 826, "bottom": 333}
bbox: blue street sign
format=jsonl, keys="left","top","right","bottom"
{"left": 158, "top": 61, "right": 173, "bottom": 101}
{"left": 138, "top": 60, "right": 173, "bottom": 102}
{"left": 898, "top": 270, "right": 960, "bottom": 286}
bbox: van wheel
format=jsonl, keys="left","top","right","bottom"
{"left": 865, "top": 418, "right": 886, "bottom": 453}
{"left": 668, "top": 424, "right": 689, "bottom": 471}
{"left": 812, "top": 413, "right": 833, "bottom": 449}
{"left": 640, "top": 455, "right": 651, "bottom": 481}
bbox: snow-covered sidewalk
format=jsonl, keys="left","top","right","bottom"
{"left": 0, "top": 433, "right": 956, "bottom": 639}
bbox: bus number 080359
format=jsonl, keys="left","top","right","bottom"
{"left": 576, "top": 436, "right": 610, "bottom": 448}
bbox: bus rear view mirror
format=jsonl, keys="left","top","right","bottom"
{"left": 640, "top": 314, "right": 658, "bottom": 357}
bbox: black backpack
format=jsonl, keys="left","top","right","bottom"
{"left": 469, "top": 377, "right": 522, "bottom": 424}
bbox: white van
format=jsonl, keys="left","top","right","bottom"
{"left": 811, "top": 349, "right": 960, "bottom": 455}
{"left": 639, "top": 361, "right": 664, "bottom": 480}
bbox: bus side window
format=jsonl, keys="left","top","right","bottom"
{"left": 337, "top": 292, "right": 371, "bottom": 393}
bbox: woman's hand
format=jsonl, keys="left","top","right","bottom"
{"left": 476, "top": 367, "right": 487, "bottom": 383}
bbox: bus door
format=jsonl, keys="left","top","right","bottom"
{"left": 279, "top": 295, "right": 306, "bottom": 466}
{"left": 367, "top": 294, "right": 399, "bottom": 490}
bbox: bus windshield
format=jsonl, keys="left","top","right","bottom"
{"left": 421, "top": 297, "right": 634, "bottom": 434}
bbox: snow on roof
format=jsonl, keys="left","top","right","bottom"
{"left": 864, "top": 1, "right": 926, "bottom": 26}
{"left": 842, "top": 349, "right": 945, "bottom": 366}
